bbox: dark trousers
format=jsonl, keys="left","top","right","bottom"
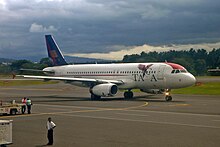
{"left": 27, "top": 105, "right": 31, "bottom": 114}
{"left": 47, "top": 129, "right": 54, "bottom": 145}
{"left": 21, "top": 105, "right": 26, "bottom": 114}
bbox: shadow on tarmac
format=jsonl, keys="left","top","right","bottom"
{"left": 35, "top": 145, "right": 48, "bottom": 147}
{"left": 28, "top": 95, "right": 185, "bottom": 103}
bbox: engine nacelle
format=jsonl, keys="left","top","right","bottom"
{"left": 140, "top": 89, "right": 164, "bottom": 94}
{"left": 91, "top": 83, "right": 118, "bottom": 97}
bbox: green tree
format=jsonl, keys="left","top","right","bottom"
{"left": 10, "top": 60, "right": 32, "bottom": 71}
{"left": 195, "top": 59, "right": 207, "bottom": 76}
{"left": 40, "top": 58, "right": 53, "bottom": 67}
{"left": 0, "top": 64, "right": 11, "bottom": 74}
{"left": 207, "top": 48, "right": 220, "bottom": 68}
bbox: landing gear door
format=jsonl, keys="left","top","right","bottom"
{"left": 157, "top": 65, "right": 166, "bottom": 80}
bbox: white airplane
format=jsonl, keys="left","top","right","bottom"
{"left": 20, "top": 35, "right": 196, "bottom": 101}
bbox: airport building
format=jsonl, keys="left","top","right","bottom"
{"left": 208, "top": 67, "right": 220, "bottom": 76}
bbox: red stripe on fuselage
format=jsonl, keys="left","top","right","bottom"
{"left": 166, "top": 62, "right": 185, "bottom": 69}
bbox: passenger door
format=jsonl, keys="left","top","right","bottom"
{"left": 157, "top": 65, "right": 166, "bottom": 80}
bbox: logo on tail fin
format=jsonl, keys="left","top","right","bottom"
{"left": 45, "top": 35, "right": 68, "bottom": 66}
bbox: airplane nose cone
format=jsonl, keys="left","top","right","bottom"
{"left": 186, "top": 73, "right": 196, "bottom": 86}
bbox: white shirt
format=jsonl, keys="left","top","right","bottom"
{"left": 47, "top": 121, "right": 56, "bottom": 130}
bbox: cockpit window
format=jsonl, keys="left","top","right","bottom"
{"left": 180, "top": 69, "right": 187, "bottom": 73}
{"left": 171, "top": 69, "right": 188, "bottom": 74}
{"left": 175, "top": 70, "right": 180, "bottom": 73}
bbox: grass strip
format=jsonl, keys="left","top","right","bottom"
{"left": 172, "top": 82, "right": 220, "bottom": 95}
{"left": 0, "top": 80, "right": 58, "bottom": 86}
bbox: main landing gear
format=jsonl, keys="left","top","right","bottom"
{"left": 124, "top": 90, "right": 134, "bottom": 99}
{"left": 89, "top": 88, "right": 101, "bottom": 101}
{"left": 165, "top": 91, "right": 172, "bottom": 102}
{"left": 91, "top": 93, "right": 101, "bottom": 101}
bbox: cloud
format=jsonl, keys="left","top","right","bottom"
{"left": 0, "top": 0, "right": 6, "bottom": 10}
{"left": 66, "top": 42, "right": 220, "bottom": 60}
{"left": 1, "top": 0, "right": 220, "bottom": 60}
{"left": 29, "top": 23, "right": 58, "bottom": 33}
{"left": 141, "top": 5, "right": 170, "bottom": 20}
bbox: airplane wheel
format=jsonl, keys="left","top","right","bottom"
{"left": 165, "top": 96, "right": 172, "bottom": 102}
{"left": 91, "top": 94, "right": 101, "bottom": 101}
{"left": 10, "top": 109, "right": 17, "bottom": 115}
{"left": 124, "top": 91, "right": 133, "bottom": 99}
{"left": 129, "top": 91, "right": 134, "bottom": 99}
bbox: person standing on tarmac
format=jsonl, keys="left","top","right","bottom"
{"left": 46, "top": 117, "right": 56, "bottom": 145}
{"left": 21, "top": 97, "right": 27, "bottom": 114}
{"left": 26, "top": 98, "right": 32, "bottom": 114}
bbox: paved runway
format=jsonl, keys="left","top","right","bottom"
{"left": 0, "top": 83, "right": 220, "bottom": 147}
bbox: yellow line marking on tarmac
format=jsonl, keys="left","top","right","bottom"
{"left": 106, "top": 102, "right": 149, "bottom": 111}
{"left": 47, "top": 108, "right": 74, "bottom": 111}
{"left": 0, "top": 102, "right": 149, "bottom": 119}
{"left": 168, "top": 104, "right": 190, "bottom": 107}
{"left": 115, "top": 113, "right": 149, "bottom": 117}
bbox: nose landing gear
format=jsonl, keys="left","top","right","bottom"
{"left": 165, "top": 91, "right": 172, "bottom": 102}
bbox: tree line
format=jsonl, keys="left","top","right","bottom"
{"left": 0, "top": 58, "right": 52, "bottom": 75}
{"left": 122, "top": 48, "right": 220, "bottom": 76}
{"left": 0, "top": 48, "right": 219, "bottom": 76}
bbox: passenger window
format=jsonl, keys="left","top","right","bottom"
{"left": 176, "top": 70, "right": 180, "bottom": 73}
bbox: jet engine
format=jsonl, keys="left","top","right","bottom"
{"left": 91, "top": 83, "right": 118, "bottom": 97}
{"left": 140, "top": 89, "right": 164, "bottom": 94}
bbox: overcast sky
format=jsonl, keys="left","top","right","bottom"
{"left": 1, "top": 0, "right": 220, "bottom": 61}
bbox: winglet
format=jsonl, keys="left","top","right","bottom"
{"left": 45, "top": 35, "right": 68, "bottom": 66}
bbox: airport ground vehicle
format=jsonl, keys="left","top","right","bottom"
{"left": 0, "top": 101, "right": 25, "bottom": 115}
{"left": 0, "top": 120, "right": 13, "bottom": 146}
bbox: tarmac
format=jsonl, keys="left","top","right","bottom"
{"left": 0, "top": 83, "right": 220, "bottom": 147}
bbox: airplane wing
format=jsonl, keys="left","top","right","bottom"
{"left": 20, "top": 68, "right": 55, "bottom": 74}
{"left": 18, "top": 75, "right": 124, "bottom": 85}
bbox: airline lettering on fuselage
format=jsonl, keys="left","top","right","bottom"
{"left": 132, "top": 73, "right": 157, "bottom": 82}
{"left": 151, "top": 74, "right": 157, "bottom": 82}
{"left": 135, "top": 64, "right": 158, "bottom": 82}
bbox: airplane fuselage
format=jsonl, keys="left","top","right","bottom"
{"left": 43, "top": 62, "right": 196, "bottom": 91}
{"left": 21, "top": 35, "right": 196, "bottom": 101}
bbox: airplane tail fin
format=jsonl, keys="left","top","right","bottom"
{"left": 45, "top": 35, "right": 68, "bottom": 66}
